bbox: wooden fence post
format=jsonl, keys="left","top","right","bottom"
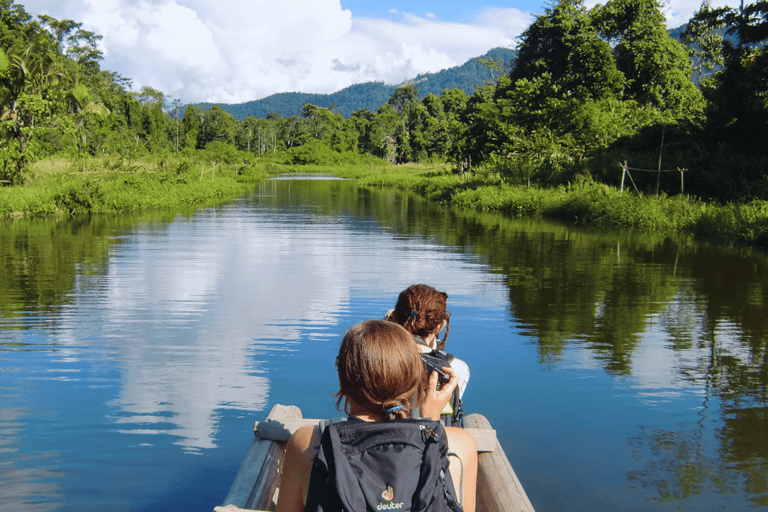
{"left": 620, "top": 161, "right": 627, "bottom": 195}
{"left": 679, "top": 167, "right": 687, "bottom": 195}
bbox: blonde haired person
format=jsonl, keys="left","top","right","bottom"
{"left": 276, "top": 320, "right": 477, "bottom": 512}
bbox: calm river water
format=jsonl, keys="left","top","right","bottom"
{"left": 1, "top": 177, "right": 767, "bottom": 511}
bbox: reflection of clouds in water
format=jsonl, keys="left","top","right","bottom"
{"left": 339, "top": 238, "right": 509, "bottom": 311}
{"left": 630, "top": 323, "right": 703, "bottom": 405}
{"left": 92, "top": 214, "right": 357, "bottom": 450}
{"left": 46, "top": 194, "right": 507, "bottom": 452}
{"left": 0, "top": 408, "right": 62, "bottom": 511}
{"left": 565, "top": 292, "right": 753, "bottom": 406}
{"left": 635, "top": 301, "right": 752, "bottom": 403}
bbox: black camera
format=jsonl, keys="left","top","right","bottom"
{"left": 421, "top": 352, "right": 450, "bottom": 390}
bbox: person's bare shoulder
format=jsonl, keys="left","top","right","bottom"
{"left": 283, "top": 425, "right": 320, "bottom": 482}
{"left": 446, "top": 426, "right": 478, "bottom": 454}
{"left": 276, "top": 425, "right": 320, "bottom": 512}
{"left": 291, "top": 425, "right": 316, "bottom": 450}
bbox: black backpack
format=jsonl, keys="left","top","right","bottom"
{"left": 304, "top": 418, "right": 463, "bottom": 512}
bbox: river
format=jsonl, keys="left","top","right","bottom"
{"left": 1, "top": 177, "right": 766, "bottom": 511}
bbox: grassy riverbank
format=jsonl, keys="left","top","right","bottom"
{"left": 0, "top": 156, "right": 270, "bottom": 218}
{"left": 4, "top": 157, "right": 768, "bottom": 251}
{"left": 351, "top": 162, "right": 768, "bottom": 250}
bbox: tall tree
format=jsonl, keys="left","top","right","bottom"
{"left": 593, "top": 0, "right": 703, "bottom": 114}
{"left": 0, "top": 14, "right": 80, "bottom": 182}
{"left": 680, "top": 0, "right": 728, "bottom": 85}
{"left": 685, "top": 0, "right": 768, "bottom": 149}
{"left": 508, "top": 0, "right": 625, "bottom": 102}
{"left": 181, "top": 105, "right": 203, "bottom": 149}
{"left": 388, "top": 84, "right": 419, "bottom": 112}
{"left": 198, "top": 104, "right": 236, "bottom": 148}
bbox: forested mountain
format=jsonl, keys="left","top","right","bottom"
{"left": 197, "top": 47, "right": 516, "bottom": 120}
{"left": 2, "top": 0, "right": 767, "bottom": 204}
{"left": 193, "top": 23, "right": 739, "bottom": 121}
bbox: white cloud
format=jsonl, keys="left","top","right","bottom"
{"left": 347, "top": 12, "right": 520, "bottom": 85}
{"left": 583, "top": 0, "right": 733, "bottom": 29}
{"left": 660, "top": 0, "right": 732, "bottom": 29}
{"left": 16, "top": 0, "right": 731, "bottom": 105}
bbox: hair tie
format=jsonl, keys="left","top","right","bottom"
{"left": 386, "top": 405, "right": 405, "bottom": 414}
{"left": 409, "top": 310, "right": 418, "bottom": 320}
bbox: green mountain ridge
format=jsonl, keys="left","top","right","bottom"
{"left": 197, "top": 47, "right": 516, "bottom": 120}
{"left": 196, "top": 25, "right": 745, "bottom": 121}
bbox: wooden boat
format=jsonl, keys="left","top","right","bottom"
{"left": 215, "top": 404, "right": 535, "bottom": 512}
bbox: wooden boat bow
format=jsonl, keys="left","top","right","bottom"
{"left": 215, "top": 404, "right": 535, "bottom": 512}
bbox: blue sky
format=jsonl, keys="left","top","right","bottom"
{"left": 17, "top": 0, "right": 729, "bottom": 104}
{"left": 340, "top": 1, "right": 512, "bottom": 23}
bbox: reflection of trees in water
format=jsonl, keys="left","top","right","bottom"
{"left": 627, "top": 425, "right": 729, "bottom": 502}
{"left": 246, "top": 181, "right": 768, "bottom": 504}
{"left": 0, "top": 213, "right": 182, "bottom": 326}
{"left": 627, "top": 299, "right": 768, "bottom": 506}
{"left": 355, "top": 199, "right": 768, "bottom": 506}
{"left": 8, "top": 181, "right": 766, "bottom": 505}
{"left": 723, "top": 408, "right": 768, "bottom": 505}
{"left": 628, "top": 407, "right": 768, "bottom": 507}
{"left": 658, "top": 285, "right": 706, "bottom": 352}
{"left": 495, "top": 233, "right": 688, "bottom": 374}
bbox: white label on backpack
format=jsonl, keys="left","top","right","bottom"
{"left": 377, "top": 503, "right": 405, "bottom": 510}
{"left": 378, "top": 486, "right": 404, "bottom": 510}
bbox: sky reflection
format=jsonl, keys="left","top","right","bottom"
{"left": 2, "top": 179, "right": 767, "bottom": 511}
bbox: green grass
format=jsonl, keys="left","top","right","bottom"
{"left": 354, "top": 164, "right": 768, "bottom": 251}
{"left": 1, "top": 155, "right": 271, "bottom": 219}
{"left": 7, "top": 156, "right": 768, "bottom": 251}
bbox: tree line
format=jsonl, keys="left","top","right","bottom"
{"left": 1, "top": 0, "right": 766, "bottom": 202}
{"left": 197, "top": 48, "right": 515, "bottom": 120}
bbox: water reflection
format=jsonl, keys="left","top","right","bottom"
{"left": 438, "top": 212, "right": 768, "bottom": 507}
{"left": 52, "top": 204, "right": 384, "bottom": 450}
{"left": 0, "top": 181, "right": 511, "bottom": 510}
{"left": 1, "top": 179, "right": 768, "bottom": 510}
{"left": 249, "top": 181, "right": 768, "bottom": 507}
{"left": 0, "top": 407, "right": 63, "bottom": 512}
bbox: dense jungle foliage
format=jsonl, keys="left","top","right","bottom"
{"left": 0, "top": 0, "right": 767, "bottom": 235}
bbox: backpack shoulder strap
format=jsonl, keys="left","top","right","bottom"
{"left": 318, "top": 417, "right": 347, "bottom": 434}
{"left": 304, "top": 418, "right": 357, "bottom": 512}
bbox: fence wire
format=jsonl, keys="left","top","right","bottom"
{"left": 619, "top": 161, "right": 688, "bottom": 196}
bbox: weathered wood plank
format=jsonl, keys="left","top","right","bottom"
{"left": 254, "top": 418, "right": 498, "bottom": 453}
{"left": 464, "top": 413, "right": 535, "bottom": 512}
{"left": 221, "top": 404, "right": 301, "bottom": 510}
{"left": 213, "top": 505, "right": 256, "bottom": 512}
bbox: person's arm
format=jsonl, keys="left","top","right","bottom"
{"left": 420, "top": 366, "right": 459, "bottom": 420}
{"left": 275, "top": 425, "right": 317, "bottom": 512}
{"left": 446, "top": 427, "right": 478, "bottom": 512}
